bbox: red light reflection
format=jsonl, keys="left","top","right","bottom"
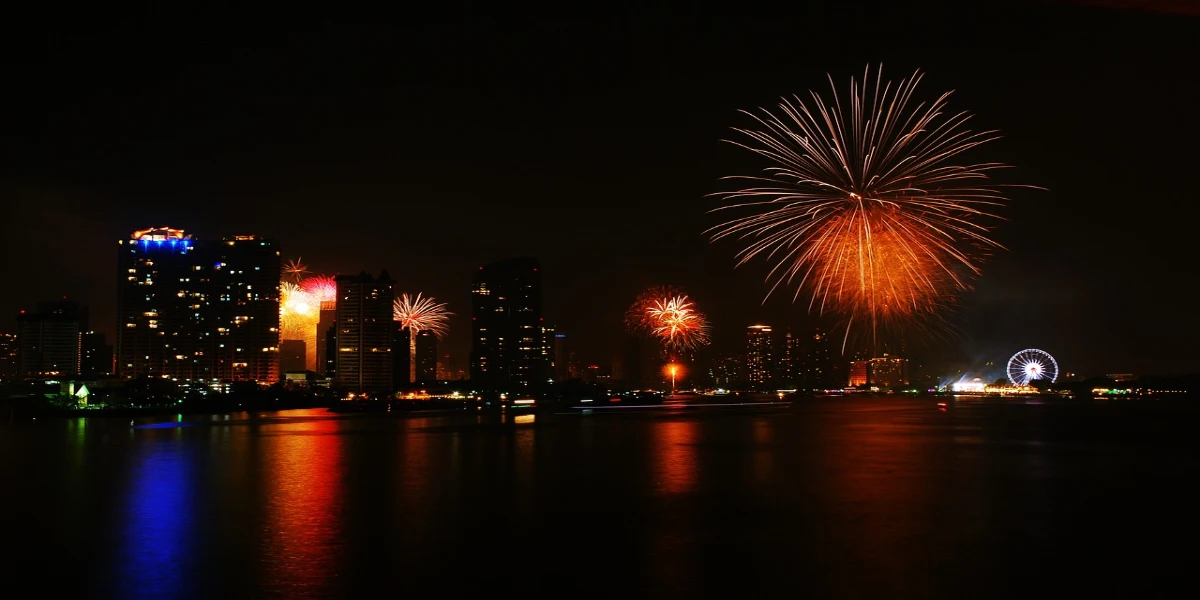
{"left": 654, "top": 419, "right": 697, "bottom": 494}
{"left": 261, "top": 417, "right": 344, "bottom": 596}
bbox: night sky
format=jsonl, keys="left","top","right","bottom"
{"left": 1, "top": 0, "right": 1196, "bottom": 376}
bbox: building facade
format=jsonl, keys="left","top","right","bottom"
{"left": 0, "top": 333, "right": 17, "bottom": 379}
{"left": 116, "top": 227, "right": 281, "bottom": 383}
{"left": 17, "top": 300, "right": 85, "bottom": 377}
{"left": 848, "top": 355, "right": 909, "bottom": 388}
{"left": 552, "top": 332, "right": 568, "bottom": 381}
{"left": 280, "top": 340, "right": 307, "bottom": 374}
{"left": 80, "top": 331, "right": 113, "bottom": 377}
{"left": 415, "top": 329, "right": 437, "bottom": 382}
{"left": 334, "top": 271, "right": 394, "bottom": 394}
{"left": 805, "top": 328, "right": 836, "bottom": 390}
{"left": 745, "top": 325, "right": 773, "bottom": 386}
{"left": 469, "top": 257, "right": 544, "bottom": 390}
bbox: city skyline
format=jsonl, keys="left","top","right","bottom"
{"left": 0, "top": 225, "right": 1150, "bottom": 388}
{"left": 0, "top": 221, "right": 1191, "bottom": 382}
{"left": 2, "top": 0, "right": 1198, "bottom": 375}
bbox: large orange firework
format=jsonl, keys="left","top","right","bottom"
{"left": 626, "top": 286, "right": 711, "bottom": 353}
{"left": 710, "top": 65, "right": 1033, "bottom": 349}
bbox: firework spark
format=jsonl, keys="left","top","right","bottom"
{"left": 626, "top": 286, "right": 712, "bottom": 353}
{"left": 710, "top": 64, "right": 1031, "bottom": 349}
{"left": 393, "top": 293, "right": 452, "bottom": 384}
{"left": 283, "top": 257, "right": 310, "bottom": 283}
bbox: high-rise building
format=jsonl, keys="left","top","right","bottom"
{"left": 280, "top": 340, "right": 306, "bottom": 373}
{"left": 116, "top": 227, "right": 281, "bottom": 383}
{"left": 315, "top": 305, "right": 336, "bottom": 376}
{"left": 848, "top": 360, "right": 870, "bottom": 387}
{"left": 540, "top": 325, "right": 556, "bottom": 381}
{"left": 334, "top": 271, "right": 394, "bottom": 394}
{"left": 208, "top": 236, "right": 282, "bottom": 383}
{"left": 0, "top": 333, "right": 17, "bottom": 378}
{"left": 847, "top": 355, "right": 909, "bottom": 388}
{"left": 17, "top": 300, "right": 85, "bottom": 377}
{"left": 805, "top": 328, "right": 835, "bottom": 390}
{"left": 552, "top": 333, "right": 568, "bottom": 381}
{"left": 323, "top": 321, "right": 338, "bottom": 378}
{"left": 415, "top": 329, "right": 437, "bottom": 382}
{"left": 745, "top": 325, "right": 773, "bottom": 386}
{"left": 80, "top": 331, "right": 113, "bottom": 377}
{"left": 781, "top": 328, "right": 797, "bottom": 384}
{"left": 392, "top": 324, "right": 411, "bottom": 388}
{"left": 867, "top": 355, "right": 909, "bottom": 388}
{"left": 469, "top": 257, "right": 543, "bottom": 390}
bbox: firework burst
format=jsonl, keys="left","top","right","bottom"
{"left": 393, "top": 293, "right": 452, "bottom": 338}
{"left": 300, "top": 275, "right": 338, "bottom": 307}
{"left": 626, "top": 286, "right": 712, "bottom": 354}
{"left": 283, "top": 257, "right": 310, "bottom": 284}
{"left": 280, "top": 282, "right": 317, "bottom": 338}
{"left": 281, "top": 273, "right": 339, "bottom": 371}
{"left": 710, "top": 64, "right": 1033, "bottom": 350}
{"left": 393, "top": 293, "right": 452, "bottom": 384}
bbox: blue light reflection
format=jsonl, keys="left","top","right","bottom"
{"left": 119, "top": 440, "right": 195, "bottom": 599}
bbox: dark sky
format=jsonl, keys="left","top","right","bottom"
{"left": 1, "top": 0, "right": 1196, "bottom": 376}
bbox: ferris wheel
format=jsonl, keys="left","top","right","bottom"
{"left": 1007, "top": 349, "right": 1059, "bottom": 386}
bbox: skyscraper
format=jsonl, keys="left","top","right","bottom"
{"left": 745, "top": 325, "right": 773, "bottom": 386}
{"left": 470, "top": 257, "right": 543, "bottom": 390}
{"left": 552, "top": 332, "right": 568, "bottom": 381}
{"left": 206, "top": 235, "right": 282, "bottom": 383}
{"left": 17, "top": 300, "right": 85, "bottom": 377}
{"left": 315, "top": 305, "right": 336, "bottom": 376}
{"left": 324, "top": 321, "right": 338, "bottom": 378}
{"left": 415, "top": 329, "right": 437, "bottom": 382}
{"left": 782, "top": 328, "right": 797, "bottom": 384}
{"left": 392, "top": 324, "right": 411, "bottom": 389}
{"left": 279, "top": 340, "right": 306, "bottom": 373}
{"left": 540, "top": 325, "right": 556, "bottom": 380}
{"left": 334, "top": 271, "right": 394, "bottom": 394}
{"left": 116, "top": 227, "right": 280, "bottom": 383}
{"left": 806, "top": 327, "right": 835, "bottom": 390}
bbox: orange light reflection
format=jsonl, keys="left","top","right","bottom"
{"left": 261, "top": 416, "right": 344, "bottom": 596}
{"left": 653, "top": 419, "right": 698, "bottom": 495}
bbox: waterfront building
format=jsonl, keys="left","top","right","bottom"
{"left": 469, "top": 257, "right": 544, "bottom": 389}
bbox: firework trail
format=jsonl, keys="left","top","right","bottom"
{"left": 626, "top": 286, "right": 712, "bottom": 354}
{"left": 393, "top": 293, "right": 452, "bottom": 383}
{"left": 710, "top": 64, "right": 1032, "bottom": 351}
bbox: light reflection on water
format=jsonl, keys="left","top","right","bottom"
{"left": 5, "top": 399, "right": 1198, "bottom": 598}
{"left": 654, "top": 418, "right": 698, "bottom": 495}
{"left": 119, "top": 437, "right": 195, "bottom": 600}
{"left": 259, "top": 417, "right": 345, "bottom": 598}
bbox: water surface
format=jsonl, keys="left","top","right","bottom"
{"left": 2, "top": 396, "right": 1196, "bottom": 597}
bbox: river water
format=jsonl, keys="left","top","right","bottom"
{"left": 2, "top": 396, "right": 1196, "bottom": 598}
